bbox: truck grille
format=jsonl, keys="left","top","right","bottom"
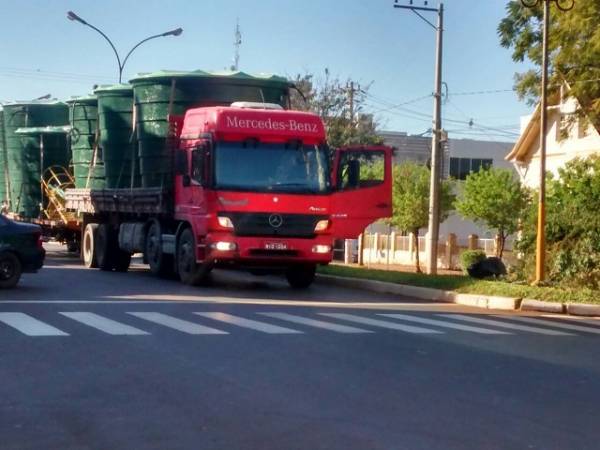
{"left": 226, "top": 213, "right": 327, "bottom": 238}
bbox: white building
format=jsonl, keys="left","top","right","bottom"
{"left": 505, "top": 91, "right": 600, "bottom": 188}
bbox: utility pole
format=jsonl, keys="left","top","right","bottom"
{"left": 347, "top": 81, "right": 360, "bottom": 125}
{"left": 231, "top": 18, "right": 242, "bottom": 71}
{"left": 519, "top": 0, "right": 574, "bottom": 284}
{"left": 346, "top": 80, "right": 365, "bottom": 264}
{"left": 393, "top": 0, "right": 444, "bottom": 275}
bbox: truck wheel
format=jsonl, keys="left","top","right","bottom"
{"left": 146, "top": 221, "right": 174, "bottom": 277}
{"left": 82, "top": 224, "right": 99, "bottom": 268}
{"left": 0, "top": 252, "right": 22, "bottom": 289}
{"left": 285, "top": 265, "right": 316, "bottom": 289}
{"left": 95, "top": 224, "right": 115, "bottom": 271}
{"left": 113, "top": 250, "right": 132, "bottom": 272}
{"left": 177, "top": 228, "right": 210, "bottom": 286}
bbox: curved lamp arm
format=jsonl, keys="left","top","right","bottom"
{"left": 121, "top": 28, "right": 183, "bottom": 75}
{"left": 67, "top": 11, "right": 122, "bottom": 81}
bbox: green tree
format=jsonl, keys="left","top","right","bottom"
{"left": 517, "top": 155, "right": 600, "bottom": 288}
{"left": 455, "top": 168, "right": 529, "bottom": 259}
{"left": 498, "top": 1, "right": 600, "bottom": 126}
{"left": 390, "top": 162, "right": 455, "bottom": 273}
{"left": 290, "top": 70, "right": 382, "bottom": 148}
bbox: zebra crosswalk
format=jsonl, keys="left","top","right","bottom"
{"left": 0, "top": 311, "right": 599, "bottom": 338}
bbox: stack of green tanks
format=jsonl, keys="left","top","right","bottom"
{"left": 66, "top": 95, "right": 105, "bottom": 189}
{"left": 2, "top": 101, "right": 69, "bottom": 218}
{"left": 0, "top": 70, "right": 292, "bottom": 218}
{"left": 130, "top": 70, "right": 291, "bottom": 188}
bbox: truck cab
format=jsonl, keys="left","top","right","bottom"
{"left": 171, "top": 103, "right": 393, "bottom": 287}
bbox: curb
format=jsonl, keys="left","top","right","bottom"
{"left": 566, "top": 303, "right": 600, "bottom": 317}
{"left": 521, "top": 299, "right": 565, "bottom": 314}
{"left": 317, "top": 274, "right": 598, "bottom": 316}
{"left": 316, "top": 274, "right": 519, "bottom": 311}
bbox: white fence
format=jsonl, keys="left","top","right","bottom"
{"left": 350, "top": 233, "right": 511, "bottom": 270}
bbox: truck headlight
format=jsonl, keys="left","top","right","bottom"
{"left": 217, "top": 216, "right": 234, "bottom": 229}
{"left": 211, "top": 241, "right": 238, "bottom": 251}
{"left": 312, "top": 245, "right": 331, "bottom": 254}
{"left": 314, "top": 219, "right": 330, "bottom": 232}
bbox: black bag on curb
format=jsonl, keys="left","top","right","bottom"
{"left": 467, "top": 257, "right": 507, "bottom": 279}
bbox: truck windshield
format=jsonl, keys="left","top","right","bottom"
{"left": 214, "top": 142, "right": 330, "bottom": 194}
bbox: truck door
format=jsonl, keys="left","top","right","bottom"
{"left": 329, "top": 146, "right": 393, "bottom": 239}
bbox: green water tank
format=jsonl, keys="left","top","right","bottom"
{"left": 14, "top": 126, "right": 71, "bottom": 218}
{"left": 66, "top": 95, "right": 105, "bottom": 189}
{"left": 129, "top": 70, "right": 291, "bottom": 188}
{"left": 94, "top": 84, "right": 138, "bottom": 189}
{"left": 2, "top": 101, "right": 69, "bottom": 218}
{"left": 0, "top": 110, "right": 8, "bottom": 205}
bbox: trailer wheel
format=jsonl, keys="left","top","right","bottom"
{"left": 96, "top": 224, "right": 116, "bottom": 271}
{"left": 82, "top": 223, "right": 99, "bottom": 268}
{"left": 146, "top": 221, "right": 173, "bottom": 277}
{"left": 0, "top": 252, "right": 22, "bottom": 289}
{"left": 285, "top": 264, "right": 316, "bottom": 289}
{"left": 177, "top": 228, "right": 210, "bottom": 286}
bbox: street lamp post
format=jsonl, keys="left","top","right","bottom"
{"left": 519, "top": 0, "right": 574, "bottom": 284}
{"left": 67, "top": 11, "right": 182, "bottom": 83}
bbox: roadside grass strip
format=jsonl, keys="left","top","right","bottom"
{"left": 379, "top": 313, "right": 511, "bottom": 334}
{"left": 437, "top": 314, "right": 573, "bottom": 336}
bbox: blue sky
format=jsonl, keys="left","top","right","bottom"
{"left": 0, "top": 0, "right": 531, "bottom": 142}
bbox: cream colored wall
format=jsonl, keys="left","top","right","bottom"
{"left": 515, "top": 99, "right": 600, "bottom": 188}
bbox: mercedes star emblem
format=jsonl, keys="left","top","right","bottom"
{"left": 268, "top": 214, "right": 283, "bottom": 228}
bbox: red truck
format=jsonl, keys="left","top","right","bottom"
{"left": 66, "top": 103, "right": 392, "bottom": 288}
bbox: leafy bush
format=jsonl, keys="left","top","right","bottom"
{"left": 517, "top": 155, "right": 600, "bottom": 289}
{"left": 460, "top": 250, "right": 487, "bottom": 274}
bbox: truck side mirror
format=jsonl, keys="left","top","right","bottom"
{"left": 347, "top": 160, "right": 360, "bottom": 189}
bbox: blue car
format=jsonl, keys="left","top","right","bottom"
{"left": 0, "top": 215, "right": 45, "bottom": 288}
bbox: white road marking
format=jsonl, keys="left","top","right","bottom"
{"left": 128, "top": 312, "right": 228, "bottom": 335}
{"left": 540, "top": 315, "right": 600, "bottom": 327}
{"left": 59, "top": 312, "right": 149, "bottom": 335}
{"left": 438, "top": 314, "right": 573, "bottom": 336}
{"left": 194, "top": 312, "right": 302, "bottom": 334}
{"left": 379, "top": 314, "right": 511, "bottom": 335}
{"left": 259, "top": 312, "right": 372, "bottom": 333}
{"left": 319, "top": 313, "right": 443, "bottom": 334}
{"left": 0, "top": 313, "right": 69, "bottom": 336}
{"left": 494, "top": 315, "right": 600, "bottom": 335}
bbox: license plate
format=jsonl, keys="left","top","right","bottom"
{"left": 264, "top": 242, "right": 288, "bottom": 250}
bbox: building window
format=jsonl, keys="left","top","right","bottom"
{"left": 449, "top": 157, "right": 492, "bottom": 180}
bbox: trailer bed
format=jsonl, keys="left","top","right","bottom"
{"left": 65, "top": 188, "right": 171, "bottom": 215}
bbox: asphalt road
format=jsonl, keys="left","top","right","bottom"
{"left": 1, "top": 243, "right": 599, "bottom": 450}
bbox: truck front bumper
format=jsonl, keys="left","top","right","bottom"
{"left": 203, "top": 233, "right": 333, "bottom": 265}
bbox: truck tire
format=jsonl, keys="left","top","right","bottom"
{"left": 177, "top": 228, "right": 210, "bottom": 286}
{"left": 146, "top": 221, "right": 174, "bottom": 277}
{"left": 285, "top": 265, "right": 316, "bottom": 289}
{"left": 0, "top": 252, "right": 22, "bottom": 289}
{"left": 113, "top": 250, "right": 132, "bottom": 272}
{"left": 82, "top": 223, "right": 99, "bottom": 268}
{"left": 96, "top": 223, "right": 116, "bottom": 271}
